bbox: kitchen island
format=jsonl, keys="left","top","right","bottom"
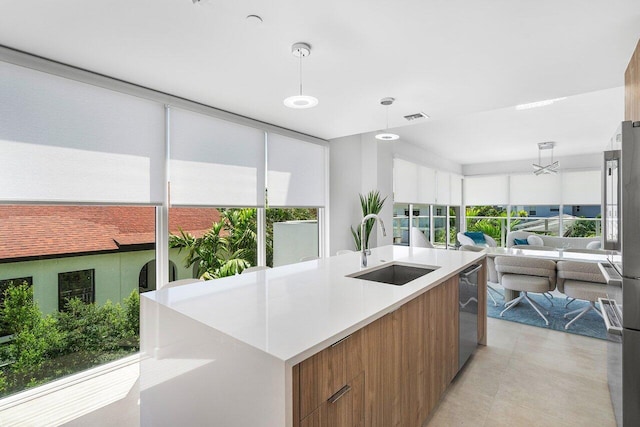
{"left": 140, "top": 245, "right": 486, "bottom": 427}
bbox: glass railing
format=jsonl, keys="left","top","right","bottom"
{"left": 465, "top": 215, "right": 603, "bottom": 247}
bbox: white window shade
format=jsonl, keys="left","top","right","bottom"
{"left": 267, "top": 133, "right": 326, "bottom": 207}
{"left": 561, "top": 170, "right": 601, "bottom": 205}
{"left": 417, "top": 166, "right": 437, "bottom": 204}
{"left": 170, "top": 107, "right": 265, "bottom": 207}
{"left": 464, "top": 175, "right": 509, "bottom": 206}
{"left": 509, "top": 173, "right": 562, "bottom": 205}
{"left": 393, "top": 158, "right": 418, "bottom": 203}
{"left": 0, "top": 61, "right": 165, "bottom": 204}
{"left": 436, "top": 171, "right": 451, "bottom": 205}
{"left": 450, "top": 174, "right": 463, "bottom": 206}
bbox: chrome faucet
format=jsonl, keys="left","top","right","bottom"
{"left": 360, "top": 213, "right": 387, "bottom": 267}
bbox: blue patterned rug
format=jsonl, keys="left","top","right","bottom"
{"left": 487, "top": 292, "right": 607, "bottom": 340}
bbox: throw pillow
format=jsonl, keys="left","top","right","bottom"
{"left": 513, "top": 238, "right": 529, "bottom": 245}
{"left": 464, "top": 231, "right": 486, "bottom": 245}
{"left": 527, "top": 234, "right": 544, "bottom": 246}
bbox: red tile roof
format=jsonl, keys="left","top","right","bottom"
{"left": 0, "top": 206, "right": 220, "bottom": 261}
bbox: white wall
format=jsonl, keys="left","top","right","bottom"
{"left": 329, "top": 133, "right": 462, "bottom": 254}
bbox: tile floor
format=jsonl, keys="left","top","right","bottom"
{"left": 425, "top": 316, "right": 615, "bottom": 427}
{"left": 0, "top": 316, "right": 614, "bottom": 426}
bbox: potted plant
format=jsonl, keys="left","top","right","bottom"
{"left": 350, "top": 190, "right": 387, "bottom": 251}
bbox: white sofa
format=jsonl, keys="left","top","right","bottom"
{"left": 506, "top": 231, "right": 602, "bottom": 250}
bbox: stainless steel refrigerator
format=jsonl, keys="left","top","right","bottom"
{"left": 602, "top": 120, "right": 640, "bottom": 427}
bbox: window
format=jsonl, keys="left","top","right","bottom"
{"left": 412, "top": 204, "right": 431, "bottom": 243}
{"left": 393, "top": 204, "right": 409, "bottom": 245}
{"left": 58, "top": 269, "right": 95, "bottom": 311}
{"left": 139, "top": 260, "right": 177, "bottom": 292}
{"left": 433, "top": 205, "right": 447, "bottom": 247}
{"left": 169, "top": 207, "right": 257, "bottom": 278}
{"left": 465, "top": 205, "right": 508, "bottom": 246}
{"left": 0, "top": 205, "right": 150, "bottom": 398}
{"left": 0, "top": 277, "right": 33, "bottom": 338}
{"left": 449, "top": 206, "right": 460, "bottom": 248}
{"left": 511, "top": 205, "right": 560, "bottom": 236}
{"left": 562, "top": 205, "right": 602, "bottom": 237}
{"left": 268, "top": 208, "right": 318, "bottom": 267}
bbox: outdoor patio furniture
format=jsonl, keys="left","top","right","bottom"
{"left": 457, "top": 232, "right": 497, "bottom": 248}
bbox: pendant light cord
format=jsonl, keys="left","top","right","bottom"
{"left": 386, "top": 104, "right": 390, "bottom": 130}
{"left": 299, "top": 52, "right": 303, "bottom": 96}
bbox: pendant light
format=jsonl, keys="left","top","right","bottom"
{"left": 375, "top": 97, "right": 399, "bottom": 141}
{"left": 283, "top": 42, "right": 318, "bottom": 109}
{"left": 533, "top": 141, "right": 559, "bottom": 175}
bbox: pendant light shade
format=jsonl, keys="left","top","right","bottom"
{"left": 284, "top": 42, "right": 318, "bottom": 109}
{"left": 375, "top": 97, "right": 399, "bottom": 141}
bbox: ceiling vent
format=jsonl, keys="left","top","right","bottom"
{"left": 404, "top": 112, "right": 430, "bottom": 121}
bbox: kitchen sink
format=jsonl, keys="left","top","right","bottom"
{"left": 347, "top": 262, "right": 438, "bottom": 286}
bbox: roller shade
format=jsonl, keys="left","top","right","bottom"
{"left": 561, "top": 170, "right": 601, "bottom": 205}
{"left": 0, "top": 61, "right": 164, "bottom": 204}
{"left": 393, "top": 159, "right": 438, "bottom": 204}
{"left": 436, "top": 171, "right": 450, "bottom": 205}
{"left": 450, "top": 174, "right": 463, "bottom": 206}
{"left": 463, "top": 175, "right": 509, "bottom": 205}
{"left": 170, "top": 107, "right": 265, "bottom": 207}
{"left": 267, "top": 133, "right": 326, "bottom": 207}
{"left": 393, "top": 158, "right": 418, "bottom": 203}
{"left": 509, "top": 173, "right": 562, "bottom": 205}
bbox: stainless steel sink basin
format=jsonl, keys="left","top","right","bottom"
{"left": 347, "top": 262, "right": 438, "bottom": 286}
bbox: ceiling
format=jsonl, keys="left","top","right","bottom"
{"left": 0, "top": 0, "right": 639, "bottom": 164}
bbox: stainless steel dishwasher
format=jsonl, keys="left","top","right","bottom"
{"left": 459, "top": 264, "right": 481, "bottom": 370}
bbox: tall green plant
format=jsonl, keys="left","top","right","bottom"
{"left": 350, "top": 190, "right": 387, "bottom": 251}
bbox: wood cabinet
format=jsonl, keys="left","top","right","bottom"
{"left": 300, "top": 372, "right": 365, "bottom": 427}
{"left": 626, "top": 39, "right": 640, "bottom": 122}
{"left": 298, "top": 329, "right": 364, "bottom": 419}
{"left": 293, "top": 271, "right": 477, "bottom": 427}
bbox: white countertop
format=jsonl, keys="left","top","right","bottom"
{"left": 143, "top": 245, "right": 483, "bottom": 365}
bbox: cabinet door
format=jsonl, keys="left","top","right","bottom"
{"left": 362, "top": 308, "right": 403, "bottom": 427}
{"left": 300, "top": 372, "right": 365, "bottom": 427}
{"left": 299, "top": 329, "right": 363, "bottom": 419}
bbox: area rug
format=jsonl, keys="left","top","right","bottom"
{"left": 487, "top": 292, "right": 607, "bottom": 340}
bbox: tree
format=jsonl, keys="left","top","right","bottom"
{"left": 565, "top": 217, "right": 598, "bottom": 237}
{"left": 171, "top": 208, "right": 317, "bottom": 278}
{"left": 0, "top": 284, "right": 139, "bottom": 396}
{"left": 0, "top": 282, "right": 64, "bottom": 374}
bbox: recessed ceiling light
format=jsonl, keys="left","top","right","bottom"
{"left": 515, "top": 97, "right": 567, "bottom": 110}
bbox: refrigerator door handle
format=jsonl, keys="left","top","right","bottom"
{"left": 599, "top": 298, "right": 623, "bottom": 335}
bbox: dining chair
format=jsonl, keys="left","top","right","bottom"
{"left": 495, "top": 256, "right": 557, "bottom": 326}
